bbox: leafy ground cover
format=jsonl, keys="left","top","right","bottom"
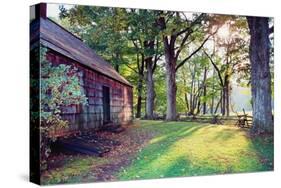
{"left": 41, "top": 120, "right": 273, "bottom": 185}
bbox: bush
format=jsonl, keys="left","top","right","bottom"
{"left": 39, "top": 47, "right": 88, "bottom": 170}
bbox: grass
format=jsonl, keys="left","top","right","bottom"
{"left": 41, "top": 120, "right": 273, "bottom": 184}
{"left": 117, "top": 120, "right": 273, "bottom": 180}
{"left": 41, "top": 156, "right": 108, "bottom": 184}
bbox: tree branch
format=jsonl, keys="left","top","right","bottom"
{"left": 152, "top": 39, "right": 160, "bottom": 73}
{"left": 203, "top": 50, "right": 224, "bottom": 87}
{"left": 175, "top": 29, "right": 194, "bottom": 60}
{"left": 165, "top": 11, "right": 176, "bottom": 24}
{"left": 175, "top": 34, "right": 211, "bottom": 72}
{"left": 125, "top": 64, "right": 138, "bottom": 74}
{"left": 175, "top": 13, "right": 205, "bottom": 36}
{"left": 132, "top": 40, "right": 140, "bottom": 51}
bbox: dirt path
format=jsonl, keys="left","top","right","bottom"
{"left": 83, "top": 122, "right": 155, "bottom": 182}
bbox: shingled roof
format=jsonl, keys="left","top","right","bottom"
{"left": 37, "top": 17, "right": 132, "bottom": 87}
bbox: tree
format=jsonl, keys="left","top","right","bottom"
{"left": 203, "top": 48, "right": 225, "bottom": 114}
{"left": 57, "top": 6, "right": 268, "bottom": 123}
{"left": 247, "top": 17, "right": 273, "bottom": 133}
{"left": 60, "top": 7, "right": 163, "bottom": 119}
{"left": 144, "top": 39, "right": 159, "bottom": 119}
{"left": 126, "top": 9, "right": 162, "bottom": 119}
{"left": 204, "top": 16, "right": 249, "bottom": 116}
{"left": 157, "top": 12, "right": 214, "bottom": 120}
{"left": 39, "top": 47, "right": 87, "bottom": 169}
{"left": 59, "top": 6, "right": 129, "bottom": 72}
{"left": 180, "top": 54, "right": 210, "bottom": 115}
{"left": 125, "top": 52, "right": 145, "bottom": 118}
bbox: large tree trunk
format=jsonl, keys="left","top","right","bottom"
{"left": 158, "top": 14, "right": 208, "bottom": 121}
{"left": 161, "top": 28, "right": 178, "bottom": 120}
{"left": 135, "top": 53, "right": 145, "bottom": 119}
{"left": 144, "top": 40, "right": 156, "bottom": 119}
{"left": 247, "top": 17, "right": 273, "bottom": 133}
{"left": 135, "top": 76, "right": 143, "bottom": 118}
{"left": 165, "top": 58, "right": 177, "bottom": 120}
{"left": 145, "top": 57, "right": 155, "bottom": 119}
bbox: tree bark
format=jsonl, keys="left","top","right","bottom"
{"left": 226, "top": 85, "right": 230, "bottom": 116}
{"left": 184, "top": 93, "right": 189, "bottom": 113}
{"left": 145, "top": 57, "right": 155, "bottom": 119}
{"left": 135, "top": 76, "right": 143, "bottom": 118}
{"left": 247, "top": 17, "right": 273, "bottom": 133}
{"left": 196, "top": 95, "right": 201, "bottom": 114}
{"left": 221, "top": 89, "right": 225, "bottom": 116}
{"left": 224, "top": 53, "right": 231, "bottom": 117}
{"left": 160, "top": 17, "right": 178, "bottom": 121}
{"left": 182, "top": 71, "right": 189, "bottom": 114}
{"left": 210, "top": 68, "right": 215, "bottom": 114}
{"left": 189, "top": 65, "right": 195, "bottom": 115}
{"left": 214, "top": 95, "right": 222, "bottom": 114}
{"left": 195, "top": 79, "right": 202, "bottom": 114}
{"left": 224, "top": 75, "right": 230, "bottom": 116}
{"left": 135, "top": 53, "right": 145, "bottom": 118}
{"left": 144, "top": 40, "right": 157, "bottom": 119}
{"left": 210, "top": 95, "right": 214, "bottom": 114}
{"left": 165, "top": 57, "right": 177, "bottom": 120}
{"left": 202, "top": 67, "right": 208, "bottom": 114}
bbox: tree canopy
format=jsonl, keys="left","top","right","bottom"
{"left": 57, "top": 5, "right": 274, "bottom": 134}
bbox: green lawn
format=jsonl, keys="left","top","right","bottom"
{"left": 42, "top": 120, "right": 273, "bottom": 184}
{"left": 118, "top": 121, "right": 273, "bottom": 180}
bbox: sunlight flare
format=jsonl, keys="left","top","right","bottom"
{"left": 217, "top": 24, "right": 231, "bottom": 39}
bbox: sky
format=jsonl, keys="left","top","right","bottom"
{"left": 47, "top": 3, "right": 73, "bottom": 19}
{"left": 47, "top": 3, "right": 195, "bottom": 19}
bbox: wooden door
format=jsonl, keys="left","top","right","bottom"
{"left": 102, "top": 86, "right": 110, "bottom": 123}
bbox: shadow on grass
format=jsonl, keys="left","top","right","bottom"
{"left": 212, "top": 127, "right": 239, "bottom": 141}
{"left": 248, "top": 133, "right": 274, "bottom": 171}
{"left": 117, "top": 123, "right": 207, "bottom": 180}
{"left": 42, "top": 120, "right": 274, "bottom": 184}
{"left": 118, "top": 121, "right": 274, "bottom": 180}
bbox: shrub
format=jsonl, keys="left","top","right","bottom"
{"left": 39, "top": 47, "right": 88, "bottom": 170}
